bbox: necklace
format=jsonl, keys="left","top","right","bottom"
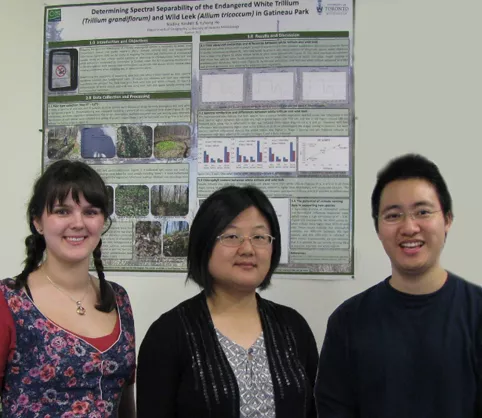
{"left": 45, "top": 273, "right": 92, "bottom": 316}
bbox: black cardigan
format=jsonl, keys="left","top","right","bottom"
{"left": 137, "top": 292, "right": 318, "bottom": 418}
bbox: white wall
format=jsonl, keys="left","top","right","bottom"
{"left": 1, "top": 0, "right": 481, "bottom": 350}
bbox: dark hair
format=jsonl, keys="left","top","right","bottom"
{"left": 371, "top": 154, "right": 453, "bottom": 232}
{"left": 12, "top": 160, "right": 115, "bottom": 312}
{"left": 187, "top": 186, "right": 281, "bottom": 295}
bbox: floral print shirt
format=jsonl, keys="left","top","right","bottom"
{"left": 0, "top": 279, "right": 136, "bottom": 418}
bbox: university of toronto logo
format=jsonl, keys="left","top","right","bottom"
{"left": 316, "top": 0, "right": 323, "bottom": 14}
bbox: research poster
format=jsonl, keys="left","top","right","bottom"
{"left": 43, "top": 0, "right": 354, "bottom": 275}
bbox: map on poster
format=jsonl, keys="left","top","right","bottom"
{"left": 43, "top": 0, "right": 354, "bottom": 276}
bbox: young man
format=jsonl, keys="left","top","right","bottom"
{"left": 315, "top": 154, "right": 482, "bottom": 418}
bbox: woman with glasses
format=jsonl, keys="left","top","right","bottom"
{"left": 137, "top": 185, "right": 318, "bottom": 418}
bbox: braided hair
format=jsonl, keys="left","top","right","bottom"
{"left": 10, "top": 160, "right": 115, "bottom": 312}
{"left": 14, "top": 232, "right": 46, "bottom": 288}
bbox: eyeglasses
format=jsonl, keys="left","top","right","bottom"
{"left": 216, "top": 233, "right": 275, "bottom": 248}
{"left": 379, "top": 209, "right": 442, "bottom": 224}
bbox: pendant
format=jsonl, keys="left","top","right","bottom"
{"left": 76, "top": 301, "right": 86, "bottom": 316}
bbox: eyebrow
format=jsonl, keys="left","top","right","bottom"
{"left": 53, "top": 202, "right": 97, "bottom": 209}
{"left": 381, "top": 200, "right": 436, "bottom": 213}
{"left": 225, "top": 224, "right": 269, "bottom": 230}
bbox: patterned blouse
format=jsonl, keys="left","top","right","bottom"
{"left": 0, "top": 279, "right": 136, "bottom": 418}
{"left": 216, "top": 329, "right": 276, "bottom": 418}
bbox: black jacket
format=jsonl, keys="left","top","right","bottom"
{"left": 137, "top": 292, "right": 318, "bottom": 418}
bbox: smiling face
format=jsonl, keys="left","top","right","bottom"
{"left": 377, "top": 179, "right": 452, "bottom": 281}
{"left": 34, "top": 191, "right": 105, "bottom": 267}
{"left": 208, "top": 206, "right": 273, "bottom": 294}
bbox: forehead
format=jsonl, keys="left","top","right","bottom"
{"left": 224, "top": 206, "right": 270, "bottom": 230}
{"left": 379, "top": 179, "right": 440, "bottom": 209}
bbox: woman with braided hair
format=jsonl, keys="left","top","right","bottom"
{"left": 0, "top": 160, "right": 136, "bottom": 417}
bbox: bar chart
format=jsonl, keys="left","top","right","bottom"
{"left": 233, "top": 138, "right": 264, "bottom": 171}
{"left": 198, "top": 137, "right": 298, "bottom": 173}
{"left": 197, "top": 138, "right": 232, "bottom": 171}
{"left": 203, "top": 146, "right": 230, "bottom": 163}
{"left": 265, "top": 138, "right": 297, "bottom": 172}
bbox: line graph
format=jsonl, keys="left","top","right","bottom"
{"left": 302, "top": 71, "right": 347, "bottom": 101}
{"left": 201, "top": 73, "right": 244, "bottom": 103}
{"left": 298, "top": 137, "right": 349, "bottom": 172}
{"left": 252, "top": 72, "right": 294, "bottom": 101}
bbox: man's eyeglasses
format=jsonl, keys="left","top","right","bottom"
{"left": 379, "top": 209, "right": 442, "bottom": 224}
{"left": 216, "top": 233, "right": 275, "bottom": 248}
